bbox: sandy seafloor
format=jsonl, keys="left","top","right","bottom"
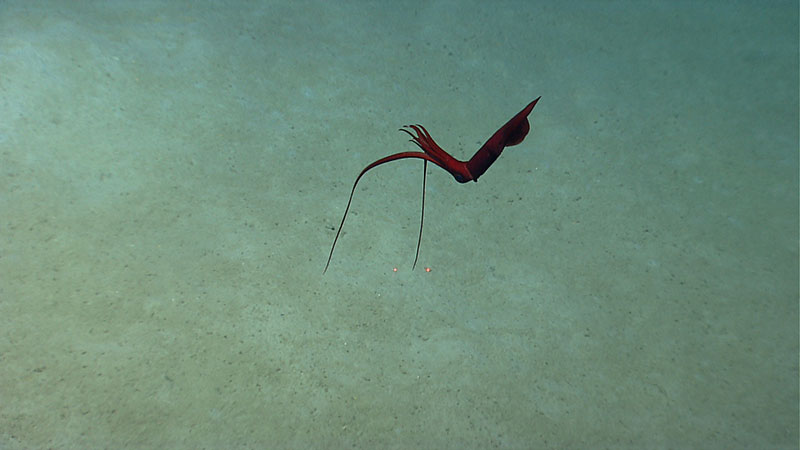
{"left": 0, "top": 1, "right": 797, "bottom": 448}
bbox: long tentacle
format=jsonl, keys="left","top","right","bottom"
{"left": 412, "top": 159, "right": 427, "bottom": 270}
{"left": 323, "top": 152, "right": 443, "bottom": 274}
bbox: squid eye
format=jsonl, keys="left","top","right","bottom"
{"left": 454, "top": 174, "right": 465, "bottom": 182}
